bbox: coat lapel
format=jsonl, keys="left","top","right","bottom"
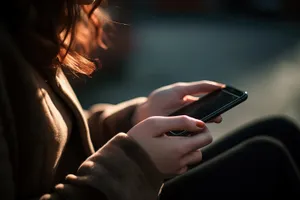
{"left": 47, "top": 67, "right": 95, "bottom": 155}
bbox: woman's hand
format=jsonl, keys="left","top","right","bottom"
{"left": 133, "top": 80, "right": 225, "bottom": 125}
{"left": 127, "top": 115, "right": 212, "bottom": 177}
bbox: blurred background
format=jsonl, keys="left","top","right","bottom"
{"left": 72, "top": 0, "right": 300, "bottom": 139}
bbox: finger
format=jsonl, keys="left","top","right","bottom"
{"left": 180, "top": 95, "right": 199, "bottom": 108}
{"left": 141, "top": 116, "right": 206, "bottom": 137}
{"left": 207, "top": 116, "right": 223, "bottom": 123}
{"left": 175, "top": 81, "right": 225, "bottom": 97}
{"left": 183, "top": 129, "right": 213, "bottom": 152}
{"left": 183, "top": 95, "right": 200, "bottom": 103}
{"left": 181, "top": 150, "right": 202, "bottom": 166}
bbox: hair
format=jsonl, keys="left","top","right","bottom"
{"left": 6, "top": 0, "right": 109, "bottom": 76}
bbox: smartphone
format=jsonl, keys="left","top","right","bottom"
{"left": 168, "top": 85, "right": 248, "bottom": 136}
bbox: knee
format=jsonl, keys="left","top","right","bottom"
{"left": 244, "top": 135, "right": 284, "bottom": 148}
{"left": 267, "top": 115, "right": 296, "bottom": 125}
{"left": 257, "top": 115, "right": 300, "bottom": 131}
{"left": 240, "top": 135, "right": 288, "bottom": 157}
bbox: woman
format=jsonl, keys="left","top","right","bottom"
{"left": 1, "top": 1, "right": 300, "bottom": 200}
{"left": 0, "top": 0, "right": 222, "bottom": 199}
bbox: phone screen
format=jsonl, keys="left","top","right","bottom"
{"left": 170, "top": 89, "right": 242, "bottom": 121}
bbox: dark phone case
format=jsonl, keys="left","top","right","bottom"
{"left": 167, "top": 91, "right": 248, "bottom": 136}
{"left": 201, "top": 92, "right": 248, "bottom": 122}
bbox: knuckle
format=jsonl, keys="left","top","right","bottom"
{"left": 202, "top": 132, "right": 213, "bottom": 145}
{"left": 174, "top": 82, "right": 186, "bottom": 87}
{"left": 78, "top": 160, "right": 96, "bottom": 174}
{"left": 198, "top": 150, "right": 203, "bottom": 161}
{"left": 200, "top": 80, "right": 211, "bottom": 85}
{"left": 144, "top": 117, "right": 159, "bottom": 128}
{"left": 173, "top": 82, "right": 187, "bottom": 89}
{"left": 179, "top": 115, "right": 192, "bottom": 126}
{"left": 145, "top": 116, "right": 157, "bottom": 123}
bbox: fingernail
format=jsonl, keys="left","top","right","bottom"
{"left": 196, "top": 121, "right": 205, "bottom": 128}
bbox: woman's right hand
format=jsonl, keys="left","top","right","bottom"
{"left": 127, "top": 115, "right": 212, "bottom": 177}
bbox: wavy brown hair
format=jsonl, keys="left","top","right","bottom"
{"left": 7, "top": 0, "right": 108, "bottom": 75}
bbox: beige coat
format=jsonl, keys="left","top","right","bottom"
{"left": 0, "top": 24, "right": 162, "bottom": 200}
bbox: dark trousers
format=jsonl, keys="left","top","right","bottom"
{"left": 160, "top": 116, "right": 300, "bottom": 200}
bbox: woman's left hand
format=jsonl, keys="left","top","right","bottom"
{"left": 133, "top": 80, "right": 226, "bottom": 125}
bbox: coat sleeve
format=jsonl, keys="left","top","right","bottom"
{"left": 85, "top": 97, "right": 147, "bottom": 149}
{"left": 42, "top": 133, "right": 163, "bottom": 200}
{"left": 0, "top": 121, "right": 163, "bottom": 200}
